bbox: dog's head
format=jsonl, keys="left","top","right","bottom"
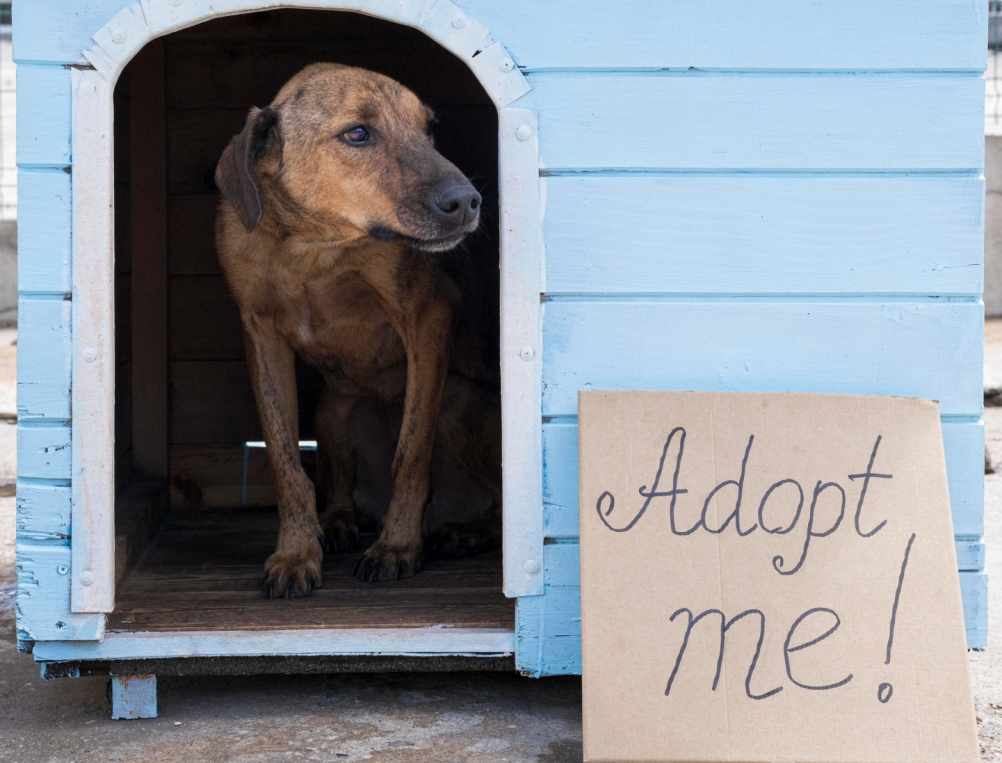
{"left": 215, "top": 63, "right": 481, "bottom": 252}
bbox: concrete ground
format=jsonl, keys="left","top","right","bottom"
{"left": 5, "top": 323, "right": 1002, "bottom": 761}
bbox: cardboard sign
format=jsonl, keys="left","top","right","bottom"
{"left": 579, "top": 392, "right": 977, "bottom": 763}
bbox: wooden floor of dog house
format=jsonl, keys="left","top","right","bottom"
{"left": 109, "top": 508, "right": 513, "bottom": 633}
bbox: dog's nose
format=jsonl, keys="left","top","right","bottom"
{"left": 432, "top": 183, "right": 481, "bottom": 227}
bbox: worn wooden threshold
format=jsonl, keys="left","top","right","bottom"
{"left": 84, "top": 505, "right": 515, "bottom": 667}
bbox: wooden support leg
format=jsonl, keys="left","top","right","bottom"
{"left": 110, "top": 674, "right": 157, "bottom": 719}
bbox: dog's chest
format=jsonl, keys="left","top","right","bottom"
{"left": 273, "top": 272, "right": 406, "bottom": 393}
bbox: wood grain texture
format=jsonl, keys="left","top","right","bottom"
{"left": 14, "top": 65, "right": 71, "bottom": 166}
{"left": 523, "top": 74, "right": 984, "bottom": 171}
{"left": 543, "top": 176, "right": 985, "bottom": 296}
{"left": 12, "top": 0, "right": 986, "bottom": 70}
{"left": 169, "top": 361, "right": 260, "bottom": 444}
{"left": 169, "top": 360, "right": 326, "bottom": 444}
{"left": 164, "top": 18, "right": 492, "bottom": 109}
{"left": 107, "top": 509, "right": 512, "bottom": 631}
{"left": 169, "top": 276, "right": 245, "bottom": 361}
{"left": 168, "top": 195, "right": 223, "bottom": 275}
{"left": 16, "top": 299, "right": 71, "bottom": 421}
{"left": 167, "top": 109, "right": 248, "bottom": 195}
{"left": 542, "top": 420, "right": 986, "bottom": 541}
{"left": 17, "top": 170, "right": 72, "bottom": 294}
{"left": 499, "top": 108, "right": 544, "bottom": 598}
{"left": 115, "top": 359, "right": 133, "bottom": 483}
{"left": 71, "top": 69, "right": 117, "bottom": 613}
{"left": 32, "top": 626, "right": 515, "bottom": 661}
{"left": 170, "top": 444, "right": 277, "bottom": 507}
{"left": 129, "top": 39, "right": 170, "bottom": 480}
{"left": 541, "top": 302, "right": 983, "bottom": 417}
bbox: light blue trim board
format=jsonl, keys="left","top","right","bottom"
{"left": 31, "top": 628, "right": 516, "bottom": 662}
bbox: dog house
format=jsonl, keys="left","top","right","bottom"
{"left": 13, "top": 0, "right": 989, "bottom": 717}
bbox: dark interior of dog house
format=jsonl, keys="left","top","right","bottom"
{"left": 110, "top": 10, "right": 508, "bottom": 633}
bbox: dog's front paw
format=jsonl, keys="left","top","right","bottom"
{"left": 321, "top": 511, "right": 360, "bottom": 553}
{"left": 263, "top": 538, "right": 323, "bottom": 599}
{"left": 351, "top": 540, "right": 423, "bottom": 583}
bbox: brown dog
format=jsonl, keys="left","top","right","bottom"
{"left": 214, "top": 63, "right": 501, "bottom": 597}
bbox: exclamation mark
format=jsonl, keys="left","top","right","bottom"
{"left": 878, "top": 532, "right": 916, "bottom": 704}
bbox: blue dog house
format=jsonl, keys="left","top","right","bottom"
{"left": 13, "top": 0, "right": 989, "bottom": 717}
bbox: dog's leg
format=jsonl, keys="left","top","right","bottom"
{"left": 315, "top": 388, "right": 361, "bottom": 553}
{"left": 351, "top": 299, "right": 452, "bottom": 582}
{"left": 244, "top": 324, "right": 324, "bottom": 597}
{"left": 427, "top": 374, "right": 503, "bottom": 558}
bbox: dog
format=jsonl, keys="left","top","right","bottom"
{"left": 214, "top": 63, "right": 502, "bottom": 597}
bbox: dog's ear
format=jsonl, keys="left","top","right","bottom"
{"left": 215, "top": 106, "right": 281, "bottom": 233}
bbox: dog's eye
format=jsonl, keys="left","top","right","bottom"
{"left": 342, "top": 126, "right": 371, "bottom": 145}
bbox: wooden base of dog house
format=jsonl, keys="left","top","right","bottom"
{"left": 34, "top": 508, "right": 515, "bottom": 718}
{"left": 111, "top": 508, "right": 514, "bottom": 632}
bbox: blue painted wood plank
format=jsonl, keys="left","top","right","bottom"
{"left": 462, "top": 0, "right": 986, "bottom": 71}
{"left": 541, "top": 302, "right": 982, "bottom": 417}
{"left": 12, "top": 0, "right": 122, "bottom": 64}
{"left": 523, "top": 74, "right": 984, "bottom": 171}
{"left": 542, "top": 420, "right": 985, "bottom": 543}
{"left": 544, "top": 543, "right": 580, "bottom": 588}
{"left": 17, "top": 170, "right": 72, "bottom": 294}
{"left": 17, "top": 426, "right": 71, "bottom": 480}
{"left": 515, "top": 544, "right": 582, "bottom": 676}
{"left": 943, "top": 421, "right": 984, "bottom": 538}
{"left": 110, "top": 676, "right": 158, "bottom": 720}
{"left": 15, "top": 543, "right": 105, "bottom": 642}
{"left": 956, "top": 540, "right": 985, "bottom": 572}
{"left": 13, "top": 0, "right": 986, "bottom": 70}
{"left": 17, "top": 299, "right": 71, "bottom": 421}
{"left": 543, "top": 422, "right": 578, "bottom": 539}
{"left": 15, "top": 66, "right": 71, "bottom": 167}
{"left": 16, "top": 482, "right": 71, "bottom": 540}
{"left": 543, "top": 176, "right": 984, "bottom": 296}
{"left": 961, "top": 571, "right": 987, "bottom": 648}
{"left": 516, "top": 588, "right": 582, "bottom": 677}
